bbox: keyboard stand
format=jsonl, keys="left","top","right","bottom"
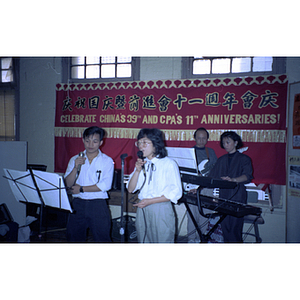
{"left": 180, "top": 175, "right": 261, "bottom": 243}
{"left": 181, "top": 188, "right": 226, "bottom": 243}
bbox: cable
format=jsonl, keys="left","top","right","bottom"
{"left": 177, "top": 210, "right": 187, "bottom": 237}
{"left": 128, "top": 194, "right": 139, "bottom": 204}
{"left": 141, "top": 207, "right": 147, "bottom": 243}
{"left": 228, "top": 183, "right": 240, "bottom": 200}
{"left": 139, "top": 168, "right": 147, "bottom": 191}
{"left": 128, "top": 167, "right": 147, "bottom": 242}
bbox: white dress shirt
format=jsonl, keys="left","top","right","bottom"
{"left": 64, "top": 149, "right": 114, "bottom": 200}
{"left": 127, "top": 156, "right": 182, "bottom": 204}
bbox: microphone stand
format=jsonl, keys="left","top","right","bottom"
{"left": 120, "top": 153, "right": 128, "bottom": 242}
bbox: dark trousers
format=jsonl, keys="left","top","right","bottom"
{"left": 221, "top": 215, "right": 244, "bottom": 243}
{"left": 67, "top": 198, "right": 111, "bottom": 242}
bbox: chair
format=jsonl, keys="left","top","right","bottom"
{"left": 243, "top": 214, "right": 265, "bottom": 243}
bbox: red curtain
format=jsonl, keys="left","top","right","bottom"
{"left": 55, "top": 75, "right": 288, "bottom": 185}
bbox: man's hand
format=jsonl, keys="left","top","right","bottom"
{"left": 70, "top": 184, "right": 81, "bottom": 194}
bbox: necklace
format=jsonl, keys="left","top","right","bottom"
{"left": 88, "top": 156, "right": 96, "bottom": 164}
{"left": 87, "top": 153, "right": 98, "bottom": 164}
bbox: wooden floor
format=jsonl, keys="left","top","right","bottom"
{"left": 31, "top": 214, "right": 138, "bottom": 243}
{"left": 28, "top": 189, "right": 137, "bottom": 243}
{"left": 28, "top": 190, "right": 188, "bottom": 243}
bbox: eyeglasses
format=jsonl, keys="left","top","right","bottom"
{"left": 135, "top": 139, "right": 152, "bottom": 147}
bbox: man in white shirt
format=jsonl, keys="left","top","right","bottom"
{"left": 64, "top": 126, "right": 114, "bottom": 242}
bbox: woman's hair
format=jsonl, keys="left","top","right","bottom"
{"left": 83, "top": 126, "right": 105, "bottom": 141}
{"left": 137, "top": 128, "right": 167, "bottom": 158}
{"left": 220, "top": 131, "right": 243, "bottom": 149}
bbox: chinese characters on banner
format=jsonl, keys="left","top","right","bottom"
{"left": 55, "top": 75, "right": 288, "bottom": 185}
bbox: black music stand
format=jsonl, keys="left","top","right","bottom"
{"left": 119, "top": 153, "right": 128, "bottom": 243}
{"left": 3, "top": 168, "right": 72, "bottom": 241}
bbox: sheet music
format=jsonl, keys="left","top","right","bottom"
{"left": 166, "top": 147, "right": 198, "bottom": 175}
{"left": 4, "top": 169, "right": 42, "bottom": 204}
{"left": 166, "top": 147, "right": 199, "bottom": 191}
{"left": 32, "top": 170, "right": 72, "bottom": 212}
{"left": 3, "top": 168, "right": 72, "bottom": 212}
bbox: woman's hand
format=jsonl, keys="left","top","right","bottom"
{"left": 135, "top": 158, "right": 146, "bottom": 172}
{"left": 133, "top": 196, "right": 169, "bottom": 209}
{"left": 221, "top": 176, "right": 235, "bottom": 182}
{"left": 221, "top": 174, "right": 247, "bottom": 183}
{"left": 133, "top": 198, "right": 151, "bottom": 208}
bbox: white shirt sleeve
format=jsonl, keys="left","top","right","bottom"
{"left": 127, "top": 157, "right": 182, "bottom": 204}
{"left": 65, "top": 151, "right": 114, "bottom": 200}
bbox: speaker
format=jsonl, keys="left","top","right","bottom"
{"left": 111, "top": 215, "right": 137, "bottom": 242}
{"left": 27, "top": 164, "right": 47, "bottom": 171}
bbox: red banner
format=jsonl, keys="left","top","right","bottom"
{"left": 55, "top": 75, "right": 288, "bottom": 185}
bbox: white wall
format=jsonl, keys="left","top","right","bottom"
{"left": 0, "top": 141, "right": 27, "bottom": 226}
{"left": 19, "top": 57, "right": 61, "bottom": 173}
{"left": 140, "top": 57, "right": 182, "bottom": 81}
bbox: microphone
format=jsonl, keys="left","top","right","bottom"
{"left": 77, "top": 152, "right": 85, "bottom": 174}
{"left": 137, "top": 151, "right": 144, "bottom": 161}
{"left": 120, "top": 153, "right": 128, "bottom": 160}
{"left": 137, "top": 151, "right": 145, "bottom": 169}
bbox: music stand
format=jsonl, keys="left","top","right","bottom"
{"left": 167, "top": 146, "right": 202, "bottom": 192}
{"left": 119, "top": 153, "right": 128, "bottom": 243}
{"left": 3, "top": 168, "right": 72, "bottom": 240}
{"left": 166, "top": 147, "right": 198, "bottom": 175}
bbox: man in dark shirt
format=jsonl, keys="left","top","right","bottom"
{"left": 187, "top": 127, "right": 218, "bottom": 242}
